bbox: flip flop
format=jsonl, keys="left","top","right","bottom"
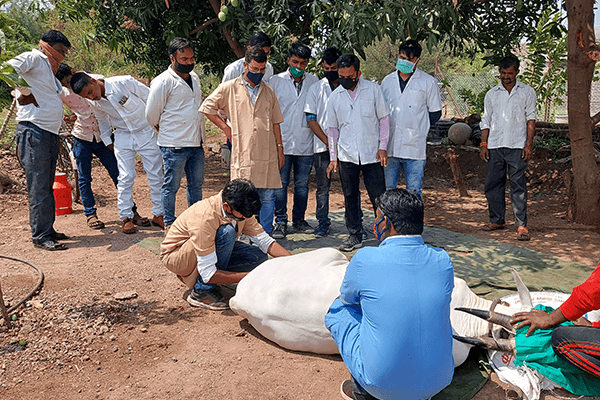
{"left": 517, "top": 227, "right": 530, "bottom": 241}
{"left": 87, "top": 214, "right": 105, "bottom": 229}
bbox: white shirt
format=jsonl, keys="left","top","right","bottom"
{"left": 481, "top": 81, "right": 537, "bottom": 149}
{"left": 269, "top": 70, "right": 319, "bottom": 156}
{"left": 7, "top": 49, "right": 64, "bottom": 134}
{"left": 327, "top": 78, "right": 389, "bottom": 164}
{"left": 146, "top": 66, "right": 205, "bottom": 147}
{"left": 304, "top": 78, "right": 334, "bottom": 154}
{"left": 381, "top": 69, "right": 442, "bottom": 160}
{"left": 91, "top": 75, "right": 156, "bottom": 148}
{"left": 222, "top": 58, "right": 274, "bottom": 83}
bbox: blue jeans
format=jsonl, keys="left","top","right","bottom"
{"left": 72, "top": 136, "right": 120, "bottom": 216}
{"left": 274, "top": 154, "right": 314, "bottom": 225}
{"left": 314, "top": 151, "right": 331, "bottom": 227}
{"left": 258, "top": 188, "right": 275, "bottom": 234}
{"left": 16, "top": 121, "right": 60, "bottom": 243}
{"left": 194, "top": 224, "right": 268, "bottom": 291}
{"left": 160, "top": 146, "right": 205, "bottom": 226}
{"left": 384, "top": 157, "right": 426, "bottom": 197}
{"left": 484, "top": 148, "right": 528, "bottom": 227}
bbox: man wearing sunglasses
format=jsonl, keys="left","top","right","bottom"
{"left": 160, "top": 179, "right": 290, "bottom": 310}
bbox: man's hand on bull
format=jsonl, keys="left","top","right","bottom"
{"left": 510, "top": 308, "right": 568, "bottom": 337}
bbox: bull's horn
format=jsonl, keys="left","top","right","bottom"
{"left": 455, "top": 307, "right": 515, "bottom": 334}
{"left": 453, "top": 334, "right": 516, "bottom": 353}
{"left": 511, "top": 268, "right": 533, "bottom": 311}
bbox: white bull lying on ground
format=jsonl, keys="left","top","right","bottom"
{"left": 229, "top": 247, "right": 521, "bottom": 366}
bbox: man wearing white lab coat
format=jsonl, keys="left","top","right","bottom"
{"left": 222, "top": 31, "right": 274, "bottom": 84}
{"left": 303, "top": 47, "right": 341, "bottom": 238}
{"left": 326, "top": 54, "right": 389, "bottom": 252}
{"left": 269, "top": 42, "right": 319, "bottom": 238}
{"left": 146, "top": 38, "right": 206, "bottom": 231}
{"left": 381, "top": 40, "right": 442, "bottom": 197}
{"left": 71, "top": 72, "right": 164, "bottom": 234}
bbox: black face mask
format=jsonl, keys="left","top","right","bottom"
{"left": 323, "top": 70, "right": 339, "bottom": 83}
{"left": 175, "top": 62, "right": 194, "bottom": 74}
{"left": 339, "top": 77, "right": 358, "bottom": 90}
{"left": 246, "top": 71, "right": 264, "bottom": 85}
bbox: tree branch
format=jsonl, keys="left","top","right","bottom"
{"left": 206, "top": 0, "right": 245, "bottom": 58}
{"left": 190, "top": 18, "right": 219, "bottom": 35}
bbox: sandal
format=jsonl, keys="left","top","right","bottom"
{"left": 122, "top": 217, "right": 136, "bottom": 234}
{"left": 151, "top": 215, "right": 165, "bottom": 229}
{"left": 51, "top": 232, "right": 70, "bottom": 240}
{"left": 132, "top": 212, "right": 151, "bottom": 227}
{"left": 482, "top": 223, "right": 505, "bottom": 231}
{"left": 34, "top": 239, "right": 67, "bottom": 251}
{"left": 87, "top": 214, "right": 105, "bottom": 229}
{"left": 517, "top": 226, "right": 530, "bottom": 241}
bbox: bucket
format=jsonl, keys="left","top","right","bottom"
{"left": 53, "top": 172, "right": 73, "bottom": 215}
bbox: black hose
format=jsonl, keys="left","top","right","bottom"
{"left": 0, "top": 254, "right": 44, "bottom": 313}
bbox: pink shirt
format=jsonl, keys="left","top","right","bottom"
{"left": 59, "top": 87, "right": 102, "bottom": 142}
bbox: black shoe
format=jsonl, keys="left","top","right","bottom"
{"left": 271, "top": 223, "right": 287, "bottom": 239}
{"left": 313, "top": 222, "right": 330, "bottom": 238}
{"left": 292, "top": 220, "right": 313, "bottom": 233}
{"left": 339, "top": 235, "right": 362, "bottom": 252}
{"left": 51, "top": 232, "right": 70, "bottom": 240}
{"left": 187, "top": 287, "right": 229, "bottom": 310}
{"left": 34, "top": 239, "right": 67, "bottom": 251}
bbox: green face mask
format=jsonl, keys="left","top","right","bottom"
{"left": 289, "top": 66, "right": 305, "bottom": 78}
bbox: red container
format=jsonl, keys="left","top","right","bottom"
{"left": 53, "top": 172, "right": 73, "bottom": 215}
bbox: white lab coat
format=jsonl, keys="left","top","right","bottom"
{"left": 269, "top": 70, "right": 319, "bottom": 156}
{"left": 381, "top": 69, "right": 442, "bottom": 160}
{"left": 146, "top": 66, "right": 205, "bottom": 147}
{"left": 327, "top": 78, "right": 389, "bottom": 165}
{"left": 304, "top": 78, "right": 334, "bottom": 154}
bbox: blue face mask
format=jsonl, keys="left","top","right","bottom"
{"left": 373, "top": 216, "right": 389, "bottom": 243}
{"left": 396, "top": 58, "right": 416, "bottom": 74}
{"left": 246, "top": 70, "right": 264, "bottom": 85}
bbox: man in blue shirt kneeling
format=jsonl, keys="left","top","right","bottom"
{"left": 326, "top": 189, "right": 455, "bottom": 400}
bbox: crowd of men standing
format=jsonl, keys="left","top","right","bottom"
{"left": 8, "top": 29, "right": 535, "bottom": 251}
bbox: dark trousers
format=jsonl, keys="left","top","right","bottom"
{"left": 351, "top": 376, "right": 379, "bottom": 400}
{"left": 16, "top": 121, "right": 60, "bottom": 243}
{"left": 552, "top": 326, "right": 600, "bottom": 378}
{"left": 72, "top": 136, "right": 120, "bottom": 216}
{"left": 274, "top": 154, "right": 314, "bottom": 225}
{"left": 314, "top": 151, "right": 331, "bottom": 227}
{"left": 338, "top": 161, "right": 385, "bottom": 237}
{"left": 484, "top": 148, "right": 528, "bottom": 226}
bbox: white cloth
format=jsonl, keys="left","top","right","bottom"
{"left": 7, "top": 49, "right": 64, "bottom": 134}
{"left": 91, "top": 75, "right": 156, "bottom": 147}
{"left": 145, "top": 66, "right": 205, "bottom": 147}
{"left": 304, "top": 78, "right": 334, "bottom": 154}
{"left": 222, "top": 58, "right": 274, "bottom": 83}
{"left": 326, "top": 78, "right": 389, "bottom": 164}
{"left": 269, "top": 70, "right": 319, "bottom": 156}
{"left": 114, "top": 134, "right": 164, "bottom": 219}
{"left": 381, "top": 69, "right": 442, "bottom": 160}
{"left": 480, "top": 81, "right": 537, "bottom": 149}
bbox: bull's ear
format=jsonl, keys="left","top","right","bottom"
{"left": 455, "top": 307, "right": 515, "bottom": 334}
{"left": 453, "top": 334, "right": 516, "bottom": 354}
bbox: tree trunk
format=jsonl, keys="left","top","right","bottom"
{"left": 566, "top": 0, "right": 600, "bottom": 226}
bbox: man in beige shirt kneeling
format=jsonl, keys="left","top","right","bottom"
{"left": 160, "top": 179, "right": 290, "bottom": 310}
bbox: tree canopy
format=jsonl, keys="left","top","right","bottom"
{"left": 56, "top": 0, "right": 559, "bottom": 77}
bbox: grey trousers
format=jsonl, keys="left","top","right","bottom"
{"left": 484, "top": 148, "right": 528, "bottom": 227}
{"left": 16, "top": 121, "right": 60, "bottom": 243}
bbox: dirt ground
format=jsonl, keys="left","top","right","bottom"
{"left": 1, "top": 131, "right": 600, "bottom": 400}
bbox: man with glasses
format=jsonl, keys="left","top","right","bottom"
{"left": 326, "top": 54, "right": 389, "bottom": 252}
{"left": 201, "top": 46, "right": 285, "bottom": 235}
{"left": 161, "top": 179, "right": 290, "bottom": 310}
